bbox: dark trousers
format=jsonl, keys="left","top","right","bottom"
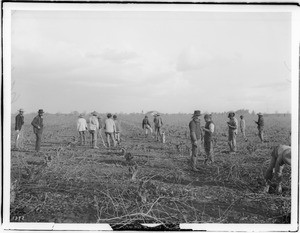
{"left": 35, "top": 133, "right": 42, "bottom": 152}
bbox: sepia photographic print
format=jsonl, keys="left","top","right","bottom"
{"left": 2, "top": 1, "right": 300, "bottom": 232}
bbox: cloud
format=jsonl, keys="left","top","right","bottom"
{"left": 86, "top": 48, "right": 138, "bottom": 63}
{"left": 176, "top": 46, "right": 214, "bottom": 71}
{"left": 251, "top": 81, "right": 291, "bottom": 91}
{"left": 176, "top": 46, "right": 243, "bottom": 72}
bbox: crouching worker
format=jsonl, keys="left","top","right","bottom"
{"left": 202, "top": 114, "right": 215, "bottom": 164}
{"left": 189, "top": 110, "right": 203, "bottom": 171}
{"left": 264, "top": 145, "right": 291, "bottom": 194}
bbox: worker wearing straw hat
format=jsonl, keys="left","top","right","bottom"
{"left": 88, "top": 111, "right": 99, "bottom": 149}
{"left": 227, "top": 111, "right": 238, "bottom": 153}
{"left": 31, "top": 109, "right": 44, "bottom": 153}
{"left": 77, "top": 113, "right": 88, "bottom": 146}
{"left": 14, "top": 108, "right": 25, "bottom": 150}
{"left": 255, "top": 113, "right": 264, "bottom": 143}
{"left": 189, "top": 110, "right": 203, "bottom": 171}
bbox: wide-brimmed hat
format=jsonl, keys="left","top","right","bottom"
{"left": 107, "top": 113, "right": 112, "bottom": 118}
{"left": 38, "top": 109, "right": 44, "bottom": 113}
{"left": 18, "top": 108, "right": 24, "bottom": 112}
{"left": 257, "top": 112, "right": 263, "bottom": 116}
{"left": 228, "top": 111, "right": 235, "bottom": 117}
{"left": 192, "top": 110, "right": 201, "bottom": 117}
{"left": 91, "top": 111, "right": 97, "bottom": 116}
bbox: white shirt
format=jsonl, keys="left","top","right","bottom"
{"left": 240, "top": 119, "right": 246, "bottom": 130}
{"left": 209, "top": 123, "right": 215, "bottom": 133}
{"left": 77, "top": 118, "right": 87, "bottom": 131}
{"left": 104, "top": 118, "right": 116, "bottom": 133}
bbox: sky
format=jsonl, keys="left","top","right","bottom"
{"left": 10, "top": 8, "right": 292, "bottom": 114}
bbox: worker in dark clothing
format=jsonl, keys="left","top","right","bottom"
{"left": 255, "top": 113, "right": 264, "bottom": 142}
{"left": 189, "top": 110, "right": 203, "bottom": 171}
{"left": 31, "top": 109, "right": 44, "bottom": 153}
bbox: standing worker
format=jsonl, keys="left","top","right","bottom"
{"left": 89, "top": 111, "right": 99, "bottom": 149}
{"left": 142, "top": 115, "right": 152, "bottom": 137}
{"left": 113, "top": 114, "right": 121, "bottom": 145}
{"left": 31, "top": 109, "right": 44, "bottom": 154}
{"left": 104, "top": 113, "right": 116, "bottom": 148}
{"left": 189, "top": 110, "right": 203, "bottom": 171}
{"left": 154, "top": 113, "right": 163, "bottom": 141}
{"left": 15, "top": 108, "right": 25, "bottom": 150}
{"left": 77, "top": 113, "right": 88, "bottom": 146}
{"left": 239, "top": 115, "right": 247, "bottom": 142}
{"left": 227, "top": 111, "right": 238, "bottom": 153}
{"left": 202, "top": 114, "right": 215, "bottom": 164}
{"left": 255, "top": 113, "right": 264, "bottom": 143}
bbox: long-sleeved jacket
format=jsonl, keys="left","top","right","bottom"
{"left": 228, "top": 117, "right": 238, "bottom": 134}
{"left": 154, "top": 116, "right": 163, "bottom": 128}
{"left": 31, "top": 115, "right": 43, "bottom": 134}
{"left": 15, "top": 114, "right": 24, "bottom": 131}
{"left": 142, "top": 118, "right": 151, "bottom": 129}
{"left": 89, "top": 116, "right": 99, "bottom": 131}
{"left": 189, "top": 119, "right": 202, "bottom": 141}
{"left": 255, "top": 117, "right": 264, "bottom": 130}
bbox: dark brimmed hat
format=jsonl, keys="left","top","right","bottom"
{"left": 257, "top": 112, "right": 263, "bottom": 116}
{"left": 228, "top": 111, "right": 235, "bottom": 117}
{"left": 192, "top": 110, "right": 201, "bottom": 117}
{"left": 91, "top": 111, "right": 97, "bottom": 116}
{"left": 38, "top": 109, "right": 44, "bottom": 113}
{"left": 107, "top": 113, "right": 112, "bottom": 118}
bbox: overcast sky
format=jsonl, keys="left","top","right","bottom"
{"left": 10, "top": 9, "right": 292, "bottom": 114}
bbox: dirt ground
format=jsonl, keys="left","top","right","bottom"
{"left": 10, "top": 113, "right": 291, "bottom": 224}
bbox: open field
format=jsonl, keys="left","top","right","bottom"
{"left": 10, "top": 113, "right": 291, "bottom": 224}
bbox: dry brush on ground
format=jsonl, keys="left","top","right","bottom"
{"left": 10, "top": 113, "right": 291, "bottom": 224}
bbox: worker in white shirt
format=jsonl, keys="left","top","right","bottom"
{"left": 104, "top": 113, "right": 117, "bottom": 148}
{"left": 77, "top": 113, "right": 88, "bottom": 145}
{"left": 202, "top": 114, "right": 215, "bottom": 164}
